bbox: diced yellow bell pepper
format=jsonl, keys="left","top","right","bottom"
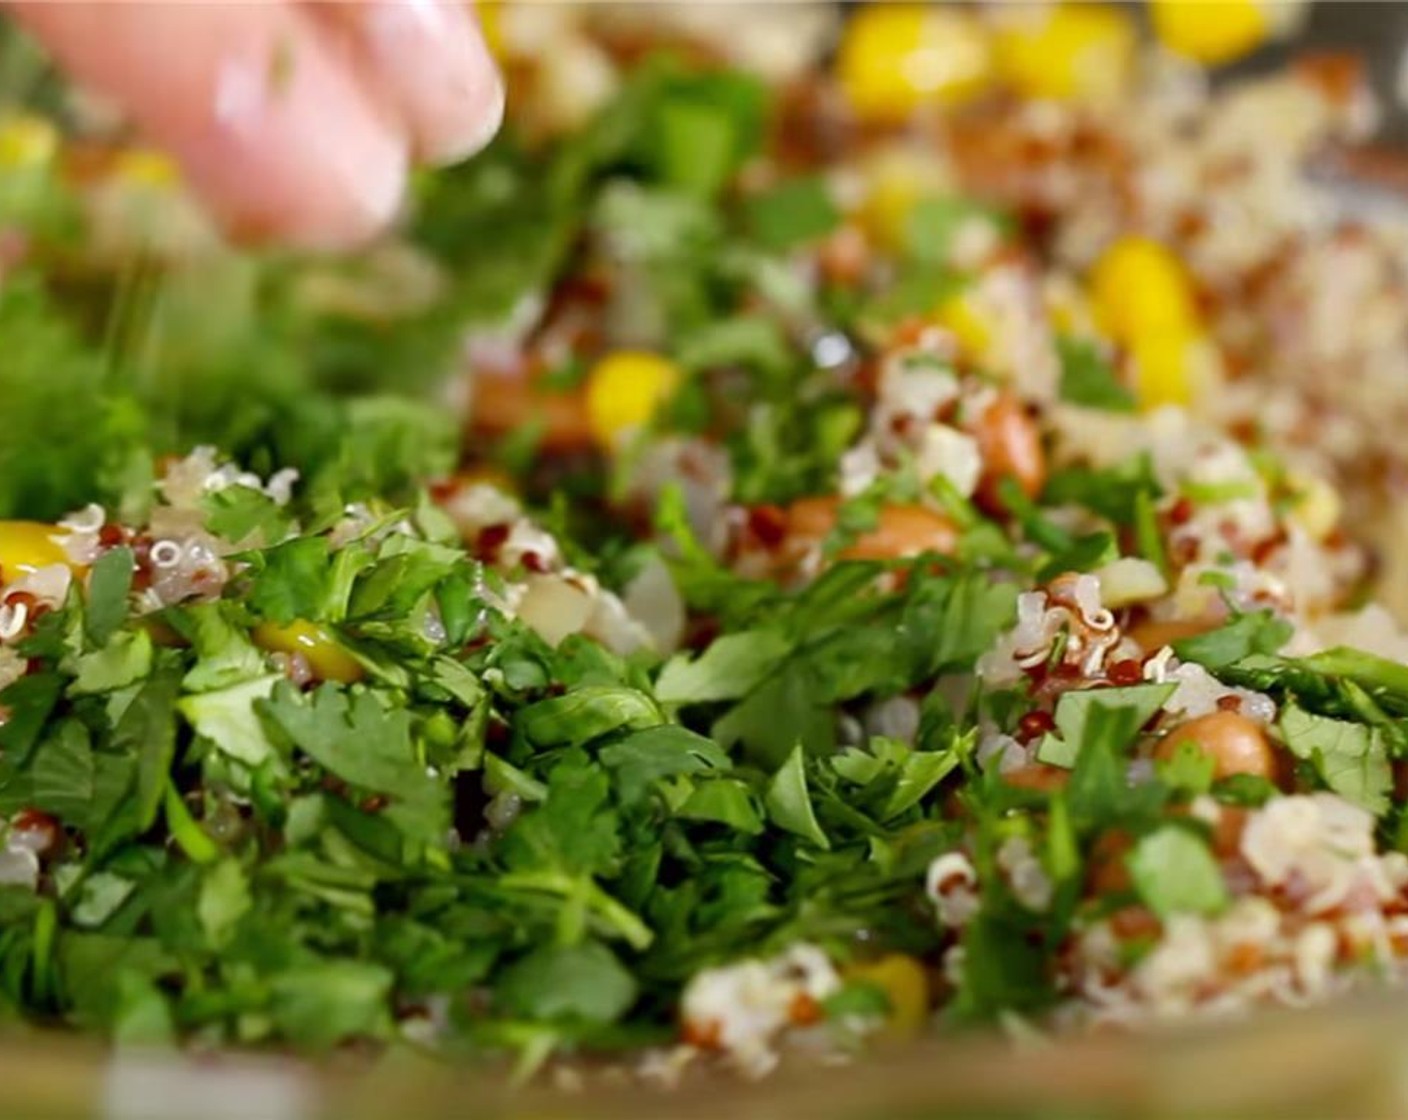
{"left": 1127, "top": 327, "right": 1221, "bottom": 412}
{"left": 477, "top": 0, "right": 504, "bottom": 58}
{"left": 584, "top": 351, "right": 682, "bottom": 451}
{"left": 837, "top": 5, "right": 993, "bottom": 123}
{"left": 1090, "top": 236, "right": 1198, "bottom": 344}
{"left": 1284, "top": 470, "right": 1341, "bottom": 542}
{"left": 0, "top": 521, "right": 70, "bottom": 581}
{"left": 994, "top": 5, "right": 1136, "bottom": 103}
{"left": 846, "top": 954, "right": 930, "bottom": 1037}
{"left": 0, "top": 115, "right": 58, "bottom": 171}
{"left": 934, "top": 289, "right": 991, "bottom": 361}
{"left": 1150, "top": 0, "right": 1270, "bottom": 66}
{"left": 112, "top": 149, "right": 180, "bottom": 190}
{"left": 855, "top": 147, "right": 951, "bottom": 251}
{"left": 252, "top": 620, "right": 364, "bottom": 684}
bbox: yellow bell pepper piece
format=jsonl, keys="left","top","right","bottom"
{"left": 1127, "top": 327, "right": 1221, "bottom": 412}
{"left": 846, "top": 954, "right": 930, "bottom": 1037}
{"left": 0, "top": 521, "right": 70, "bottom": 581}
{"left": 837, "top": 5, "right": 993, "bottom": 123}
{"left": 252, "top": 620, "right": 364, "bottom": 684}
{"left": 0, "top": 115, "right": 58, "bottom": 171}
{"left": 584, "top": 351, "right": 682, "bottom": 451}
{"left": 1285, "top": 470, "right": 1342, "bottom": 542}
{"left": 994, "top": 5, "right": 1136, "bottom": 103}
{"left": 1150, "top": 0, "right": 1270, "bottom": 66}
{"left": 477, "top": 0, "right": 504, "bottom": 58}
{"left": 855, "top": 148, "right": 950, "bottom": 251}
{"left": 934, "top": 290, "right": 991, "bottom": 361}
{"left": 1090, "top": 236, "right": 1198, "bottom": 344}
{"left": 112, "top": 148, "right": 180, "bottom": 190}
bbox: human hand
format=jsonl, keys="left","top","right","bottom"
{"left": 7, "top": 1, "right": 504, "bottom": 249}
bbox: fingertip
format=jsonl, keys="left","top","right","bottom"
{"left": 326, "top": 0, "right": 506, "bottom": 167}
{"left": 10, "top": 2, "right": 414, "bottom": 254}
{"left": 218, "top": 133, "right": 409, "bottom": 252}
{"left": 429, "top": 60, "right": 504, "bottom": 166}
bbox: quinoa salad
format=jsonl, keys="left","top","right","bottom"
{"left": 6, "top": 0, "right": 1408, "bottom": 1088}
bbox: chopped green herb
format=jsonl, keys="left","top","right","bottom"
{"left": 1127, "top": 825, "right": 1228, "bottom": 919}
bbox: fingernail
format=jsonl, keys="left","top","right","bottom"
{"left": 434, "top": 60, "right": 504, "bottom": 164}
{"left": 207, "top": 47, "right": 409, "bottom": 250}
{"left": 357, "top": 0, "right": 506, "bottom": 164}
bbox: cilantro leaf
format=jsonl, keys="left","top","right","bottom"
{"left": 107, "top": 668, "right": 180, "bottom": 838}
{"left": 501, "top": 750, "right": 621, "bottom": 880}
{"left": 268, "top": 960, "right": 393, "bottom": 1050}
{"left": 904, "top": 195, "right": 1008, "bottom": 265}
{"left": 202, "top": 486, "right": 291, "bottom": 546}
{"left": 177, "top": 675, "right": 283, "bottom": 768}
{"left": 27, "top": 720, "right": 94, "bottom": 826}
{"left": 1172, "top": 610, "right": 1293, "bottom": 670}
{"left": 246, "top": 536, "right": 332, "bottom": 624}
{"left": 764, "top": 745, "right": 829, "bottom": 850}
{"left": 655, "top": 630, "right": 790, "bottom": 705}
{"left": 1156, "top": 740, "right": 1217, "bottom": 797}
{"left": 495, "top": 941, "right": 637, "bottom": 1025}
{"left": 1278, "top": 702, "right": 1391, "bottom": 814}
{"left": 176, "top": 603, "right": 268, "bottom": 693}
{"left": 744, "top": 177, "right": 839, "bottom": 251}
{"left": 69, "top": 630, "right": 152, "bottom": 695}
{"left": 598, "top": 725, "right": 730, "bottom": 808}
{"left": 84, "top": 547, "right": 133, "bottom": 647}
{"left": 348, "top": 535, "right": 464, "bottom": 621}
{"left": 1042, "top": 455, "right": 1161, "bottom": 526}
{"left": 0, "top": 672, "right": 64, "bottom": 766}
{"left": 1065, "top": 703, "right": 1154, "bottom": 827}
{"left": 675, "top": 778, "right": 764, "bottom": 834}
{"left": 263, "top": 683, "right": 434, "bottom": 795}
{"left": 1041, "top": 684, "right": 1176, "bottom": 769}
{"left": 518, "top": 686, "right": 663, "bottom": 748}
{"left": 1057, "top": 336, "right": 1134, "bottom": 412}
{"left": 1127, "top": 825, "right": 1228, "bottom": 919}
{"left": 197, "top": 858, "right": 251, "bottom": 949}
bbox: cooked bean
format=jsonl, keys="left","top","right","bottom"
{"left": 1126, "top": 614, "right": 1219, "bottom": 653}
{"left": 1156, "top": 710, "right": 1276, "bottom": 780}
{"left": 786, "top": 496, "right": 958, "bottom": 561}
{"left": 975, "top": 390, "right": 1045, "bottom": 510}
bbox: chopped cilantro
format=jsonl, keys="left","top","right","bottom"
{"left": 2, "top": 36, "right": 1408, "bottom": 1080}
{"left": 1127, "top": 825, "right": 1228, "bottom": 919}
{"left": 1043, "top": 455, "right": 1161, "bottom": 527}
{"left": 1057, "top": 337, "right": 1135, "bottom": 412}
{"left": 1039, "top": 684, "right": 1176, "bottom": 769}
{"left": 904, "top": 195, "right": 1009, "bottom": 265}
{"left": 765, "top": 745, "right": 830, "bottom": 850}
{"left": 1278, "top": 702, "right": 1391, "bottom": 814}
{"left": 1172, "top": 610, "right": 1293, "bottom": 670}
{"left": 84, "top": 547, "right": 134, "bottom": 647}
{"left": 744, "top": 177, "right": 839, "bottom": 251}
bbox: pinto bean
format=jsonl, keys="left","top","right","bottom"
{"left": 1156, "top": 710, "right": 1276, "bottom": 781}
{"left": 975, "top": 390, "right": 1045, "bottom": 511}
{"left": 786, "top": 496, "right": 959, "bottom": 561}
{"left": 467, "top": 370, "right": 593, "bottom": 453}
{"left": 1126, "top": 615, "right": 1219, "bottom": 653}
